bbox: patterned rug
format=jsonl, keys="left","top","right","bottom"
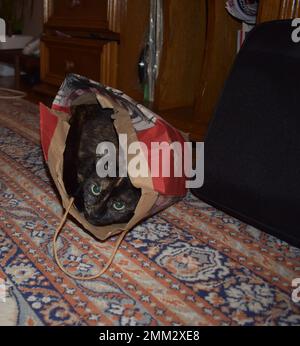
{"left": 0, "top": 99, "right": 299, "bottom": 326}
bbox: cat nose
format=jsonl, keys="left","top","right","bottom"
{"left": 85, "top": 203, "right": 106, "bottom": 217}
{"left": 85, "top": 207, "right": 105, "bottom": 221}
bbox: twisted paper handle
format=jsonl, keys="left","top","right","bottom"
{"left": 53, "top": 197, "right": 127, "bottom": 280}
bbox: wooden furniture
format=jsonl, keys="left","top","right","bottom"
{"left": 41, "top": 35, "right": 109, "bottom": 86}
{"left": 193, "top": 0, "right": 241, "bottom": 140}
{"left": 258, "top": 0, "right": 300, "bottom": 23}
{"left": 37, "top": 0, "right": 300, "bottom": 141}
{"left": 0, "top": 49, "right": 40, "bottom": 89}
{"left": 154, "top": 0, "right": 205, "bottom": 111}
{"left": 37, "top": 0, "right": 205, "bottom": 139}
{"left": 0, "top": 49, "right": 22, "bottom": 89}
{"left": 39, "top": 0, "right": 121, "bottom": 92}
{"left": 38, "top": 0, "right": 153, "bottom": 101}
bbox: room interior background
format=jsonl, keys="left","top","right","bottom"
{"left": 2, "top": 0, "right": 300, "bottom": 140}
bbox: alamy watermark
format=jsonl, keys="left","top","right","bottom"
{"left": 291, "top": 18, "right": 300, "bottom": 43}
{"left": 0, "top": 278, "right": 6, "bottom": 303}
{"left": 292, "top": 278, "right": 300, "bottom": 303}
{"left": 0, "top": 18, "right": 6, "bottom": 43}
{"left": 95, "top": 136, "right": 204, "bottom": 189}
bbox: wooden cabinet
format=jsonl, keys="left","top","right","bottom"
{"left": 38, "top": 0, "right": 121, "bottom": 96}
{"left": 193, "top": 0, "right": 241, "bottom": 140}
{"left": 154, "top": 0, "right": 205, "bottom": 111}
{"left": 38, "top": 0, "right": 300, "bottom": 141}
{"left": 39, "top": 0, "right": 204, "bottom": 121}
{"left": 258, "top": 0, "right": 300, "bottom": 23}
{"left": 45, "top": 0, "right": 109, "bottom": 31}
{"left": 41, "top": 36, "right": 106, "bottom": 86}
{"left": 39, "top": 0, "right": 150, "bottom": 98}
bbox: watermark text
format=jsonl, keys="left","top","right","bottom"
{"left": 96, "top": 136, "right": 204, "bottom": 189}
{"left": 0, "top": 278, "right": 6, "bottom": 303}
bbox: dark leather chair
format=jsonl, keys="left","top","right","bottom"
{"left": 192, "top": 20, "right": 300, "bottom": 248}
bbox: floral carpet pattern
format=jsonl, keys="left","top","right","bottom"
{"left": 0, "top": 99, "right": 300, "bottom": 326}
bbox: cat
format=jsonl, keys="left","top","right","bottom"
{"left": 63, "top": 103, "right": 141, "bottom": 226}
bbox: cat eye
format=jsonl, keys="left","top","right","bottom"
{"left": 113, "top": 201, "right": 126, "bottom": 211}
{"left": 91, "top": 184, "right": 102, "bottom": 196}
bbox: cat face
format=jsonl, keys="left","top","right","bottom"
{"left": 82, "top": 172, "right": 141, "bottom": 226}
{"left": 64, "top": 102, "right": 141, "bottom": 227}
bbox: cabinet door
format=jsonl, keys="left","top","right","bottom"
{"left": 45, "top": 0, "right": 109, "bottom": 31}
{"left": 41, "top": 36, "right": 105, "bottom": 86}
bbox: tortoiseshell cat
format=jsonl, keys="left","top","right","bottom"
{"left": 63, "top": 103, "right": 141, "bottom": 226}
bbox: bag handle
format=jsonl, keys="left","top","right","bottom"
{"left": 53, "top": 197, "right": 127, "bottom": 280}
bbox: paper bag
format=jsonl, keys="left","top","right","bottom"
{"left": 40, "top": 74, "right": 188, "bottom": 279}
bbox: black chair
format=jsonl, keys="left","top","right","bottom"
{"left": 192, "top": 20, "right": 300, "bottom": 248}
